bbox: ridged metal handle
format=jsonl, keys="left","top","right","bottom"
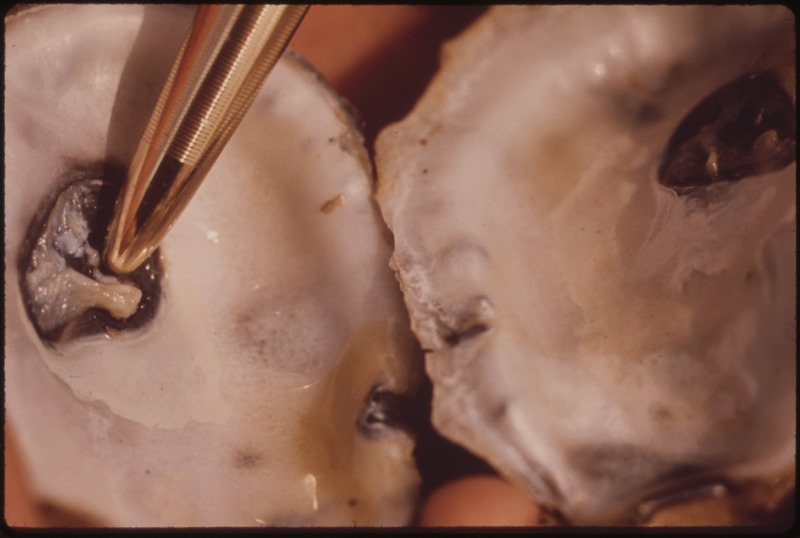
{"left": 105, "top": 4, "right": 308, "bottom": 275}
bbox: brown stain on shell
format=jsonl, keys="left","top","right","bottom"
{"left": 320, "top": 193, "right": 345, "bottom": 214}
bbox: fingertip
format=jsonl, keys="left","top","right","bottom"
{"left": 417, "top": 474, "right": 543, "bottom": 527}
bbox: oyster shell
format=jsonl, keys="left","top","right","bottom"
{"left": 5, "top": 4, "right": 420, "bottom": 526}
{"left": 376, "top": 5, "right": 796, "bottom": 525}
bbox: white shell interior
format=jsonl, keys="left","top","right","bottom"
{"left": 376, "top": 5, "right": 796, "bottom": 524}
{"left": 5, "top": 5, "right": 419, "bottom": 526}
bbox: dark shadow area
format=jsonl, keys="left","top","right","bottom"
{"left": 412, "top": 373, "right": 496, "bottom": 500}
{"left": 336, "top": 6, "right": 489, "bottom": 152}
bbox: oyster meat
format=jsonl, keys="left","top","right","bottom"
{"left": 376, "top": 5, "right": 796, "bottom": 525}
{"left": 5, "top": 4, "right": 420, "bottom": 526}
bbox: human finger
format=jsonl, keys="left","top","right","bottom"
{"left": 417, "top": 474, "right": 544, "bottom": 527}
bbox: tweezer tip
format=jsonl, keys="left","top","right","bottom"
{"left": 105, "top": 239, "right": 157, "bottom": 276}
{"left": 103, "top": 201, "right": 155, "bottom": 275}
{"left": 104, "top": 235, "right": 137, "bottom": 276}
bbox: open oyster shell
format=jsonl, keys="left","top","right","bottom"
{"left": 5, "top": 4, "right": 420, "bottom": 526}
{"left": 376, "top": 5, "right": 796, "bottom": 525}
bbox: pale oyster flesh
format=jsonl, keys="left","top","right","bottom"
{"left": 376, "top": 5, "right": 795, "bottom": 524}
{"left": 19, "top": 169, "right": 161, "bottom": 344}
{"left": 5, "top": 4, "right": 420, "bottom": 526}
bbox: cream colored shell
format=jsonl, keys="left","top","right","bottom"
{"left": 5, "top": 4, "right": 420, "bottom": 526}
{"left": 376, "top": 5, "right": 795, "bottom": 524}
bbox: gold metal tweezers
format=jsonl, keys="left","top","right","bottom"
{"left": 104, "top": 4, "right": 308, "bottom": 275}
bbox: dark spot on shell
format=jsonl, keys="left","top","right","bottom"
{"left": 234, "top": 450, "right": 263, "bottom": 469}
{"left": 613, "top": 95, "right": 663, "bottom": 125}
{"left": 634, "top": 480, "right": 729, "bottom": 524}
{"left": 357, "top": 383, "right": 418, "bottom": 438}
{"left": 631, "top": 101, "right": 663, "bottom": 124}
{"left": 490, "top": 401, "right": 509, "bottom": 422}
{"left": 649, "top": 403, "right": 674, "bottom": 422}
{"left": 443, "top": 322, "right": 490, "bottom": 346}
{"left": 566, "top": 443, "right": 745, "bottom": 523}
{"left": 659, "top": 71, "right": 796, "bottom": 194}
{"left": 441, "top": 295, "right": 495, "bottom": 347}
